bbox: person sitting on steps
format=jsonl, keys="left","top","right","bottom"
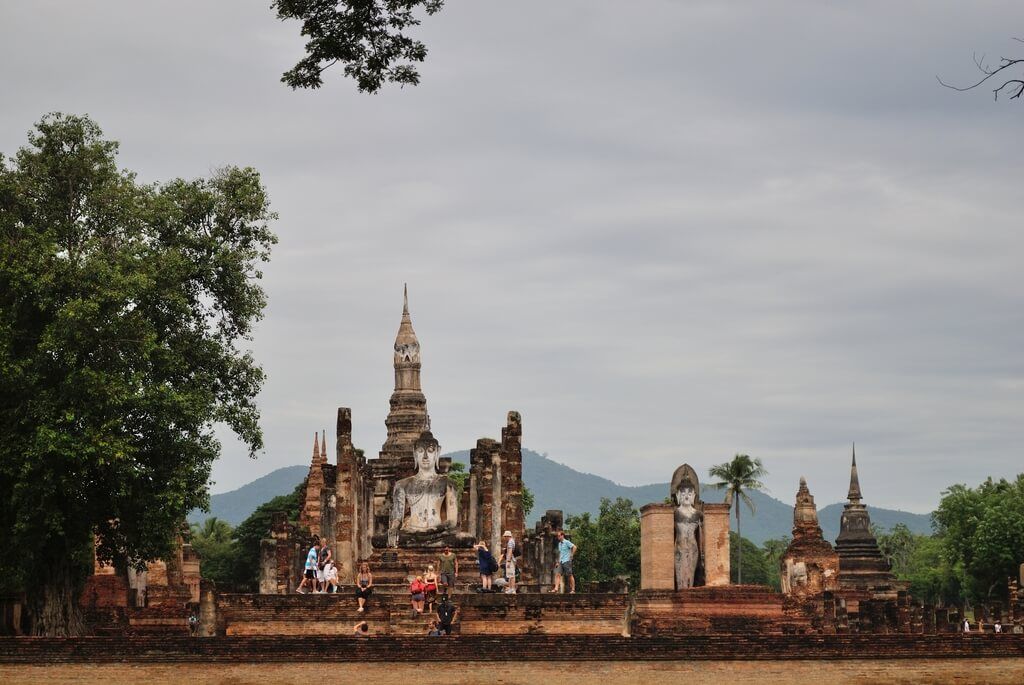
{"left": 355, "top": 562, "right": 374, "bottom": 613}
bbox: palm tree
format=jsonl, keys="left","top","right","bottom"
{"left": 708, "top": 454, "right": 768, "bottom": 584}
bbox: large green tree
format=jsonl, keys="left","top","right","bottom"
{"left": 708, "top": 454, "right": 767, "bottom": 585}
{"left": 729, "top": 534, "right": 772, "bottom": 586}
{"left": 231, "top": 481, "right": 307, "bottom": 591}
{"left": 189, "top": 517, "right": 237, "bottom": 588}
{"left": 565, "top": 497, "right": 641, "bottom": 590}
{"left": 0, "top": 114, "right": 277, "bottom": 635}
{"left": 933, "top": 475, "right": 1024, "bottom": 601}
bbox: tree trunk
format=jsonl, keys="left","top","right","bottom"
{"left": 736, "top": 503, "right": 742, "bottom": 585}
{"left": 27, "top": 556, "right": 84, "bottom": 636}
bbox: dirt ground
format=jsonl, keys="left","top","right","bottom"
{"left": 2, "top": 659, "right": 1023, "bottom": 685}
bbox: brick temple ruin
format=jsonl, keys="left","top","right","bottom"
{"left": 6, "top": 289, "right": 1023, "bottom": 655}
{"left": 259, "top": 287, "right": 526, "bottom": 595}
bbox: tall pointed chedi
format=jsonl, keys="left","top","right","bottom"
{"left": 300, "top": 431, "right": 328, "bottom": 538}
{"left": 380, "top": 285, "right": 431, "bottom": 464}
{"left": 834, "top": 444, "right": 901, "bottom": 598}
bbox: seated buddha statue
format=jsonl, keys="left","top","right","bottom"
{"left": 387, "top": 431, "right": 472, "bottom": 548}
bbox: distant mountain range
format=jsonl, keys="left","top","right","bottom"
{"left": 189, "top": 449, "right": 933, "bottom": 545}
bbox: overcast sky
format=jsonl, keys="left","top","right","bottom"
{"left": 2, "top": 1, "right": 1022, "bottom": 514}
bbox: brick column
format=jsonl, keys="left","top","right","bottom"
{"left": 702, "top": 503, "right": 731, "bottom": 586}
{"left": 640, "top": 503, "right": 674, "bottom": 590}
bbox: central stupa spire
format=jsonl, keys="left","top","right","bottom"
{"left": 847, "top": 443, "right": 862, "bottom": 503}
{"left": 381, "top": 285, "right": 430, "bottom": 463}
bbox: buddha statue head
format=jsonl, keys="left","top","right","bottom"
{"left": 413, "top": 431, "right": 441, "bottom": 477}
{"left": 670, "top": 463, "right": 701, "bottom": 509}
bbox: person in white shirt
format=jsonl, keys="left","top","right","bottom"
{"left": 323, "top": 560, "right": 339, "bottom": 593}
{"left": 502, "top": 530, "right": 517, "bottom": 594}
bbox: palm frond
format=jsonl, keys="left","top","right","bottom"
{"left": 738, "top": 489, "right": 756, "bottom": 515}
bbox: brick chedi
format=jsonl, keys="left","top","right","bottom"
{"left": 780, "top": 477, "right": 838, "bottom": 598}
{"left": 834, "top": 446, "right": 905, "bottom": 608}
{"left": 298, "top": 431, "right": 329, "bottom": 539}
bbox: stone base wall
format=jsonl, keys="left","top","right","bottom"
{"left": 632, "top": 586, "right": 790, "bottom": 635}
{"left": 3, "top": 634, "right": 1024, "bottom": 664}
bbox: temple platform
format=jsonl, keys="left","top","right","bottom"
{"left": 631, "top": 586, "right": 796, "bottom": 635}
{"left": 212, "top": 592, "right": 629, "bottom": 637}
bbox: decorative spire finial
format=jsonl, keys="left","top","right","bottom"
{"left": 394, "top": 284, "right": 420, "bottom": 362}
{"left": 847, "top": 442, "right": 862, "bottom": 503}
{"left": 321, "top": 429, "right": 326, "bottom": 460}
{"left": 312, "top": 432, "right": 322, "bottom": 464}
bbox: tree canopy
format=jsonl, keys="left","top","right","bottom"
{"left": 565, "top": 497, "right": 641, "bottom": 590}
{"left": 933, "top": 475, "right": 1024, "bottom": 601}
{"left": 274, "top": 0, "right": 445, "bottom": 93}
{"left": 0, "top": 114, "right": 277, "bottom": 634}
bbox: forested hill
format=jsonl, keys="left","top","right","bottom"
{"left": 190, "top": 449, "right": 932, "bottom": 545}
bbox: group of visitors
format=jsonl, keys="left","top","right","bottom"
{"left": 297, "top": 537, "right": 339, "bottom": 594}
{"left": 473, "top": 530, "right": 523, "bottom": 593}
{"left": 295, "top": 529, "right": 581, "bottom": 639}
{"left": 962, "top": 617, "right": 1020, "bottom": 634}
{"left": 297, "top": 538, "right": 370, "bottom": 604}
{"left": 406, "top": 545, "right": 460, "bottom": 614}
{"left": 471, "top": 529, "right": 577, "bottom": 594}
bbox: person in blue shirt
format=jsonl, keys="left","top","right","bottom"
{"left": 556, "top": 530, "right": 577, "bottom": 594}
{"left": 298, "top": 539, "right": 321, "bottom": 594}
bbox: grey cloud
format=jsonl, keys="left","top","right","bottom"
{"left": 2, "top": 0, "right": 1022, "bottom": 515}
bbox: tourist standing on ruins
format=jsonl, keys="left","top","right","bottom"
{"left": 355, "top": 562, "right": 374, "bottom": 612}
{"left": 317, "top": 542, "right": 332, "bottom": 593}
{"left": 410, "top": 574, "right": 427, "bottom": 614}
{"left": 436, "top": 593, "right": 459, "bottom": 636}
{"left": 474, "top": 541, "right": 496, "bottom": 592}
{"left": 556, "top": 531, "right": 577, "bottom": 594}
{"left": 438, "top": 545, "right": 458, "bottom": 591}
{"left": 502, "top": 530, "right": 518, "bottom": 594}
{"left": 298, "top": 539, "right": 321, "bottom": 594}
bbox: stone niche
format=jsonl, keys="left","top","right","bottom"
{"left": 639, "top": 463, "right": 730, "bottom": 591}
